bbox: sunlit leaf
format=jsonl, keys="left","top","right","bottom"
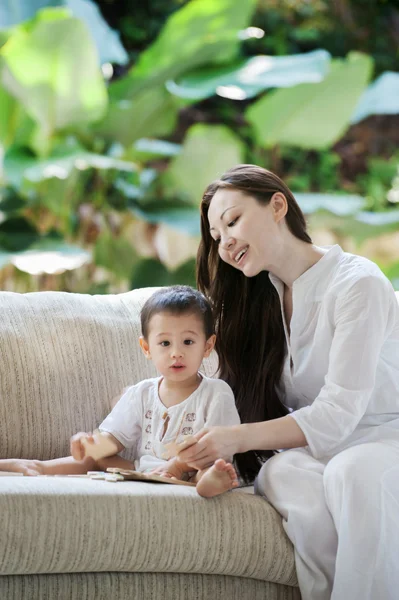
{"left": 166, "top": 124, "right": 245, "bottom": 205}
{"left": 0, "top": 0, "right": 127, "bottom": 65}
{"left": 351, "top": 71, "right": 399, "bottom": 124}
{"left": 110, "top": 0, "right": 257, "bottom": 99}
{"left": 4, "top": 143, "right": 136, "bottom": 188}
{"left": 95, "top": 88, "right": 178, "bottom": 147}
{"left": 247, "top": 52, "right": 373, "bottom": 149}
{"left": 1, "top": 7, "right": 108, "bottom": 139}
{"left": 11, "top": 239, "right": 91, "bottom": 274}
{"left": 131, "top": 138, "right": 182, "bottom": 160}
{"left": 294, "top": 193, "right": 365, "bottom": 215}
{"left": 166, "top": 49, "right": 331, "bottom": 101}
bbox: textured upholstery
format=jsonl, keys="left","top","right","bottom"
{"left": 0, "top": 288, "right": 298, "bottom": 598}
{"left": 0, "top": 573, "right": 301, "bottom": 600}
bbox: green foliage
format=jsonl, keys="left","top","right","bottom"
{"left": 166, "top": 49, "right": 330, "bottom": 101}
{"left": 131, "top": 258, "right": 196, "bottom": 289}
{"left": 0, "top": 0, "right": 397, "bottom": 292}
{"left": 109, "top": 0, "right": 257, "bottom": 99}
{"left": 247, "top": 52, "right": 373, "bottom": 149}
{"left": 166, "top": 124, "right": 246, "bottom": 205}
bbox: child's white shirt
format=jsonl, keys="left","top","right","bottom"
{"left": 99, "top": 373, "right": 240, "bottom": 472}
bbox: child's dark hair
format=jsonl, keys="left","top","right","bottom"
{"left": 140, "top": 286, "right": 214, "bottom": 340}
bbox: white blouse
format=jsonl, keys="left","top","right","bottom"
{"left": 99, "top": 374, "right": 240, "bottom": 471}
{"left": 270, "top": 245, "right": 399, "bottom": 459}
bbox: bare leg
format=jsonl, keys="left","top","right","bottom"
{"left": 195, "top": 459, "right": 239, "bottom": 498}
{"left": 0, "top": 454, "right": 135, "bottom": 477}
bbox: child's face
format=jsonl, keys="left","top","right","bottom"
{"left": 139, "top": 311, "right": 215, "bottom": 383}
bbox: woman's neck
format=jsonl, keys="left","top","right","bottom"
{"left": 269, "top": 240, "right": 327, "bottom": 289}
{"left": 158, "top": 372, "right": 201, "bottom": 408}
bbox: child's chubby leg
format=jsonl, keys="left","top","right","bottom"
{"left": 195, "top": 459, "right": 239, "bottom": 498}
{"left": 0, "top": 453, "right": 136, "bottom": 476}
{"left": 0, "top": 456, "right": 96, "bottom": 476}
{"left": 0, "top": 431, "right": 135, "bottom": 476}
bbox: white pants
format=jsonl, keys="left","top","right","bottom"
{"left": 255, "top": 438, "right": 399, "bottom": 600}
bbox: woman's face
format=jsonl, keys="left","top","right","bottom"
{"left": 207, "top": 188, "right": 283, "bottom": 277}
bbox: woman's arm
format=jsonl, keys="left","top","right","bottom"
{"left": 238, "top": 415, "right": 307, "bottom": 452}
{"left": 178, "top": 416, "right": 307, "bottom": 470}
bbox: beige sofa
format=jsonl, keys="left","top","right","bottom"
{"left": 0, "top": 287, "right": 300, "bottom": 600}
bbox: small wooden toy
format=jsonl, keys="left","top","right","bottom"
{"left": 94, "top": 468, "right": 196, "bottom": 486}
{"left": 81, "top": 430, "right": 118, "bottom": 461}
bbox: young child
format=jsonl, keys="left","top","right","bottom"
{"left": 0, "top": 286, "right": 240, "bottom": 498}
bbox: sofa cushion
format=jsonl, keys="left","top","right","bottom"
{"left": 0, "top": 289, "right": 218, "bottom": 461}
{"left": 0, "top": 572, "right": 301, "bottom": 600}
{"left": 0, "top": 475, "right": 297, "bottom": 587}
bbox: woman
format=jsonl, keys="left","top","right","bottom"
{"left": 178, "top": 164, "right": 399, "bottom": 600}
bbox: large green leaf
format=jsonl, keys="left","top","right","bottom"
{"left": 166, "top": 124, "right": 245, "bottom": 205}
{"left": 95, "top": 87, "right": 178, "bottom": 147}
{"left": 128, "top": 139, "right": 182, "bottom": 162}
{"left": 0, "top": 76, "right": 47, "bottom": 152}
{"left": 294, "top": 193, "right": 365, "bottom": 216}
{"left": 351, "top": 71, "right": 399, "bottom": 124}
{"left": 246, "top": 52, "right": 373, "bottom": 150}
{"left": 4, "top": 143, "right": 136, "bottom": 189}
{"left": 11, "top": 237, "right": 91, "bottom": 274}
{"left": 0, "top": 7, "right": 108, "bottom": 141}
{"left": 0, "top": 0, "right": 127, "bottom": 65}
{"left": 166, "top": 49, "right": 331, "bottom": 101}
{"left": 110, "top": 0, "right": 257, "bottom": 100}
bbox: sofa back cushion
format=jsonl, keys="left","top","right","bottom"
{"left": 0, "top": 288, "right": 218, "bottom": 460}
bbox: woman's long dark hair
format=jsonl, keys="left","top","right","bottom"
{"left": 197, "top": 164, "right": 312, "bottom": 483}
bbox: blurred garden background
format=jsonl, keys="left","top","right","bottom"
{"left": 0, "top": 0, "right": 398, "bottom": 293}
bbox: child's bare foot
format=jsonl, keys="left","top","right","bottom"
{"left": 196, "top": 459, "right": 239, "bottom": 498}
{"left": 0, "top": 459, "right": 44, "bottom": 476}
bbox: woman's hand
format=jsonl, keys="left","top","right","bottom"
{"left": 177, "top": 426, "right": 241, "bottom": 470}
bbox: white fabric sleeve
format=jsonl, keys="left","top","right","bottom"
{"left": 99, "top": 385, "right": 142, "bottom": 449}
{"left": 204, "top": 383, "right": 241, "bottom": 428}
{"left": 291, "top": 275, "right": 392, "bottom": 459}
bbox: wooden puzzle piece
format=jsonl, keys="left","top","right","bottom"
{"left": 162, "top": 435, "right": 197, "bottom": 459}
{"left": 104, "top": 467, "right": 196, "bottom": 486}
{"left": 81, "top": 430, "right": 118, "bottom": 461}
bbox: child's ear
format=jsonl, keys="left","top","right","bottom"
{"left": 203, "top": 334, "right": 216, "bottom": 358}
{"left": 139, "top": 336, "right": 151, "bottom": 358}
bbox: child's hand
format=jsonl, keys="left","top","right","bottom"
{"left": 150, "top": 458, "right": 186, "bottom": 480}
{"left": 70, "top": 432, "right": 94, "bottom": 461}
